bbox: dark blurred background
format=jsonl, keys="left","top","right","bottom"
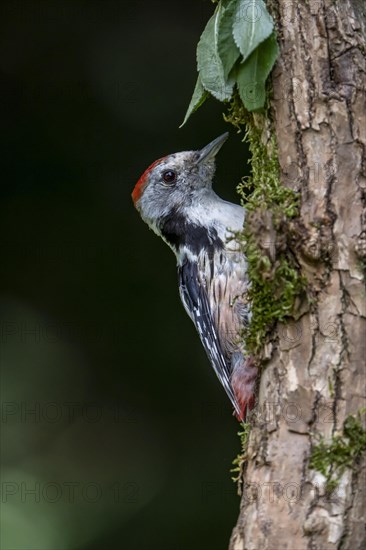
{"left": 0, "top": 1, "right": 250, "bottom": 549}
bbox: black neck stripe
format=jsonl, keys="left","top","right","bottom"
{"left": 160, "top": 210, "right": 224, "bottom": 256}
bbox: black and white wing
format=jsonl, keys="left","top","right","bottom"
{"left": 178, "top": 258, "right": 241, "bottom": 418}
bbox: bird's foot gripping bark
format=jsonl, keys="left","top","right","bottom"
{"left": 231, "top": 353, "right": 258, "bottom": 422}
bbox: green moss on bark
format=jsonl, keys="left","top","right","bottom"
{"left": 231, "top": 422, "right": 251, "bottom": 494}
{"left": 224, "top": 93, "right": 305, "bottom": 357}
{"left": 309, "top": 412, "right": 366, "bottom": 492}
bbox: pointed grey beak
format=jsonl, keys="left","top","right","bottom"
{"left": 196, "top": 132, "right": 229, "bottom": 164}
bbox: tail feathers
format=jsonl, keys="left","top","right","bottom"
{"left": 231, "top": 352, "right": 258, "bottom": 422}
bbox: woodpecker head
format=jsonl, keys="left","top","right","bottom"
{"left": 132, "top": 133, "right": 229, "bottom": 233}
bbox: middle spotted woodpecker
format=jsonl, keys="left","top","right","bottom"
{"left": 132, "top": 133, "right": 258, "bottom": 421}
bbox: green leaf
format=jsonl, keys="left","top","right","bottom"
{"left": 218, "top": 0, "right": 241, "bottom": 81}
{"left": 197, "top": 2, "right": 235, "bottom": 101}
{"left": 180, "top": 75, "right": 210, "bottom": 127}
{"left": 236, "top": 33, "right": 278, "bottom": 111}
{"left": 233, "top": 0, "right": 274, "bottom": 62}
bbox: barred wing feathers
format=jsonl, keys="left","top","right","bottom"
{"left": 178, "top": 258, "right": 241, "bottom": 418}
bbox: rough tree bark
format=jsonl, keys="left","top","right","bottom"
{"left": 230, "top": 1, "right": 365, "bottom": 549}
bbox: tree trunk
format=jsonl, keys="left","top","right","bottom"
{"left": 230, "top": 1, "right": 365, "bottom": 549}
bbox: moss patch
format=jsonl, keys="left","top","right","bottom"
{"left": 224, "top": 93, "right": 305, "bottom": 356}
{"left": 231, "top": 422, "right": 251, "bottom": 494}
{"left": 309, "top": 412, "right": 366, "bottom": 492}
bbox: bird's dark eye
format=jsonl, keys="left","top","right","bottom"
{"left": 162, "top": 170, "right": 177, "bottom": 184}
